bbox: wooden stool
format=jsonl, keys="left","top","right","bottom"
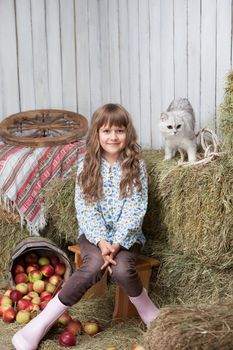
{"left": 68, "top": 245, "right": 160, "bottom": 320}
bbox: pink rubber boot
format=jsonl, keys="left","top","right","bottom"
{"left": 12, "top": 294, "right": 68, "bottom": 350}
{"left": 129, "top": 288, "right": 160, "bottom": 326}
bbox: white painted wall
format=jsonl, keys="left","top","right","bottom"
{"left": 0, "top": 0, "right": 232, "bottom": 148}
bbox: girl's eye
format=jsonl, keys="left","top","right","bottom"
{"left": 117, "top": 129, "right": 125, "bottom": 133}
{"left": 102, "top": 129, "right": 110, "bottom": 133}
{"left": 167, "top": 125, "right": 173, "bottom": 129}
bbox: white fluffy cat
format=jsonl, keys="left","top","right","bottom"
{"left": 159, "top": 98, "right": 197, "bottom": 162}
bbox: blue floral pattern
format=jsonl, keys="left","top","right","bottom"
{"left": 75, "top": 158, "right": 147, "bottom": 249}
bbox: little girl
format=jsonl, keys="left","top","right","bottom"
{"left": 12, "top": 103, "right": 159, "bottom": 350}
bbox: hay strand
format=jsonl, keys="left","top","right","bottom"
{"left": 219, "top": 71, "right": 233, "bottom": 153}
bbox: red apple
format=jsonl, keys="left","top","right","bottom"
{"left": 49, "top": 274, "right": 62, "bottom": 287}
{"left": 26, "top": 264, "right": 39, "bottom": 274}
{"left": 45, "top": 282, "right": 57, "bottom": 294}
{"left": 54, "top": 263, "right": 66, "bottom": 276}
{"left": 59, "top": 331, "right": 76, "bottom": 347}
{"left": 31, "top": 296, "right": 41, "bottom": 305}
{"left": 25, "top": 253, "right": 38, "bottom": 265}
{"left": 1, "top": 296, "right": 13, "bottom": 307}
{"left": 83, "top": 319, "right": 100, "bottom": 336}
{"left": 10, "top": 289, "right": 23, "bottom": 303}
{"left": 67, "top": 319, "right": 82, "bottom": 336}
{"left": 27, "top": 282, "right": 34, "bottom": 292}
{"left": 12, "top": 264, "right": 25, "bottom": 275}
{"left": 25, "top": 302, "right": 34, "bottom": 312}
{"left": 0, "top": 303, "right": 12, "bottom": 317}
{"left": 40, "top": 294, "right": 52, "bottom": 303}
{"left": 28, "top": 270, "right": 43, "bottom": 282}
{"left": 27, "top": 291, "right": 39, "bottom": 299}
{"left": 40, "top": 291, "right": 52, "bottom": 300}
{"left": 50, "top": 256, "right": 59, "bottom": 267}
{"left": 38, "top": 257, "right": 50, "bottom": 266}
{"left": 16, "top": 310, "right": 30, "bottom": 324}
{"left": 17, "top": 299, "right": 31, "bottom": 311}
{"left": 57, "top": 311, "right": 72, "bottom": 326}
{"left": 40, "top": 264, "right": 54, "bottom": 277}
{"left": 30, "top": 304, "right": 40, "bottom": 317}
{"left": 33, "top": 280, "right": 45, "bottom": 293}
{"left": 16, "top": 283, "right": 28, "bottom": 295}
{"left": 131, "top": 345, "right": 145, "bottom": 350}
{"left": 15, "top": 273, "right": 28, "bottom": 284}
{"left": 40, "top": 300, "right": 49, "bottom": 310}
{"left": 3, "top": 306, "right": 16, "bottom": 323}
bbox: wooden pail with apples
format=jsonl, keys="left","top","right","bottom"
{"left": 8, "top": 237, "right": 74, "bottom": 292}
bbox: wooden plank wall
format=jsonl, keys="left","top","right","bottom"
{"left": 0, "top": 0, "right": 232, "bottom": 149}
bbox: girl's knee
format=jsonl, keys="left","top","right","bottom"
{"left": 82, "top": 252, "right": 103, "bottom": 271}
{"left": 111, "top": 260, "right": 136, "bottom": 282}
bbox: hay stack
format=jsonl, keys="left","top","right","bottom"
{"left": 220, "top": 71, "right": 233, "bottom": 153}
{"left": 157, "top": 154, "right": 233, "bottom": 270}
{"left": 149, "top": 248, "right": 233, "bottom": 306}
{"left": 43, "top": 171, "right": 78, "bottom": 247}
{"left": 0, "top": 211, "right": 28, "bottom": 278}
{"left": 144, "top": 300, "right": 233, "bottom": 350}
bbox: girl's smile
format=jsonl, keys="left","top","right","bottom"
{"left": 99, "top": 125, "right": 126, "bottom": 164}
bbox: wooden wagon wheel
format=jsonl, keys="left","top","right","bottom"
{"left": 0, "top": 109, "right": 88, "bottom": 147}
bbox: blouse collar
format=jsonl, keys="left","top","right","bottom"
{"left": 101, "top": 157, "right": 121, "bottom": 173}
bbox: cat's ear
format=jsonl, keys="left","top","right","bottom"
{"left": 160, "top": 112, "right": 168, "bottom": 122}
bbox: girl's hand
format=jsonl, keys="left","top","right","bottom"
{"left": 101, "top": 253, "right": 116, "bottom": 274}
{"left": 100, "top": 243, "right": 121, "bottom": 274}
{"left": 98, "top": 239, "right": 115, "bottom": 256}
{"left": 110, "top": 243, "right": 120, "bottom": 257}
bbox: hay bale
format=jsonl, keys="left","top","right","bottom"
{"left": 219, "top": 71, "right": 233, "bottom": 153}
{"left": 149, "top": 247, "right": 233, "bottom": 307}
{"left": 0, "top": 206, "right": 20, "bottom": 224}
{"left": 158, "top": 154, "right": 233, "bottom": 270}
{"left": 0, "top": 221, "right": 28, "bottom": 280}
{"left": 142, "top": 150, "right": 173, "bottom": 243}
{"left": 144, "top": 300, "right": 233, "bottom": 350}
{"left": 43, "top": 172, "right": 78, "bottom": 246}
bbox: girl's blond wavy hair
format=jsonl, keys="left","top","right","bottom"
{"left": 78, "top": 103, "right": 142, "bottom": 203}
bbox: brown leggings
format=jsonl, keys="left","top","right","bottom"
{"left": 58, "top": 234, "right": 143, "bottom": 306}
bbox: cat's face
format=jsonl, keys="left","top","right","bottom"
{"left": 159, "top": 111, "right": 184, "bottom": 136}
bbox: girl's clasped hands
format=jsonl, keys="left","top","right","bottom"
{"left": 98, "top": 239, "right": 120, "bottom": 274}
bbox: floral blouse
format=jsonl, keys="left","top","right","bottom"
{"left": 75, "top": 157, "right": 147, "bottom": 249}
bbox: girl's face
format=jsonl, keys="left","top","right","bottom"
{"left": 98, "top": 124, "right": 127, "bottom": 164}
